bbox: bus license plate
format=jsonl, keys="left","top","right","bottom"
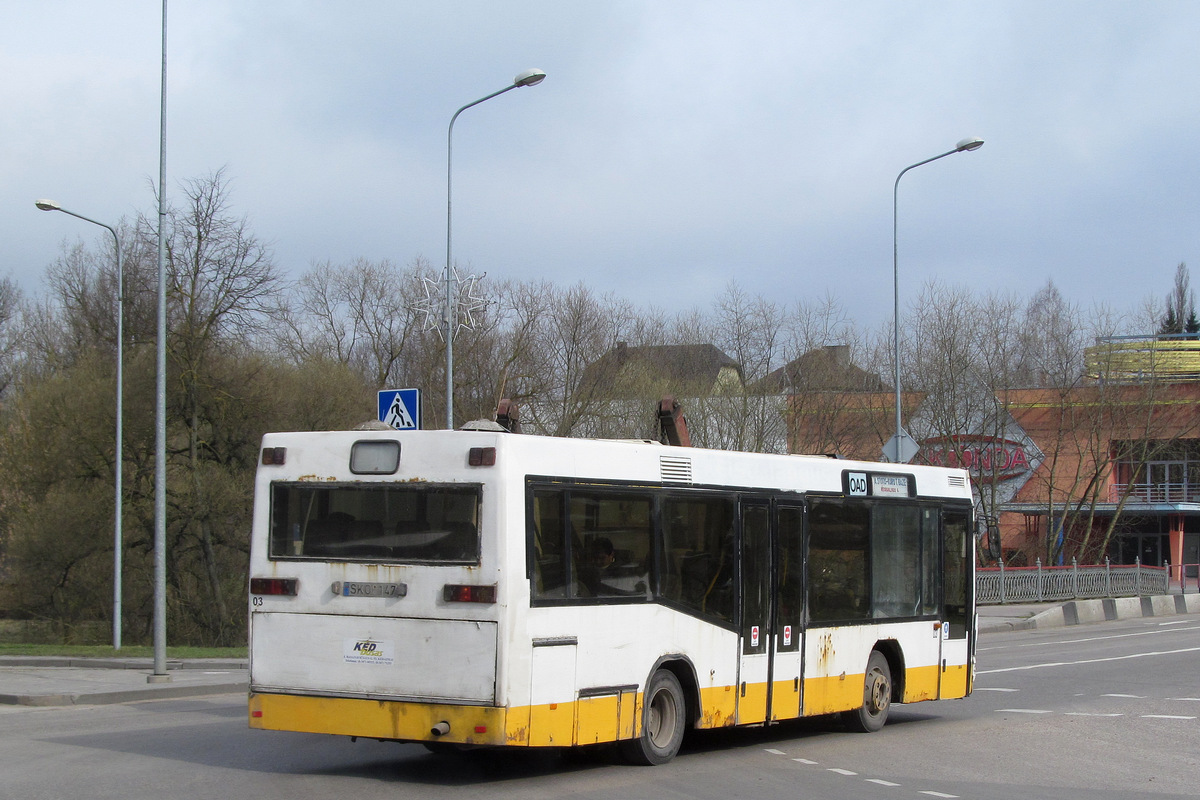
{"left": 332, "top": 581, "right": 407, "bottom": 598}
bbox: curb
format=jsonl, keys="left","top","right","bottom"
{"left": 0, "top": 680, "right": 249, "bottom": 707}
{"left": 982, "top": 593, "right": 1200, "bottom": 633}
{"left": 0, "top": 656, "right": 246, "bottom": 670}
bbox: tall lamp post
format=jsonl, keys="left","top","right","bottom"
{"left": 886, "top": 136, "right": 984, "bottom": 464}
{"left": 444, "top": 68, "right": 545, "bottom": 430}
{"left": 35, "top": 199, "right": 124, "bottom": 650}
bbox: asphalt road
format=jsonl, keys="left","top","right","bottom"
{"left": 1, "top": 617, "right": 1196, "bottom": 800}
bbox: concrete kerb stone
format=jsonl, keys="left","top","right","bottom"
{"left": 1104, "top": 596, "right": 1142, "bottom": 621}
{"left": 1062, "top": 598, "right": 1106, "bottom": 626}
{"left": 1144, "top": 594, "right": 1178, "bottom": 617}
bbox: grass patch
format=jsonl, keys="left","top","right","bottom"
{"left": 0, "top": 643, "right": 247, "bottom": 659}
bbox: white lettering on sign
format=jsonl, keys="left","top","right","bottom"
{"left": 871, "top": 474, "right": 909, "bottom": 496}
{"left": 344, "top": 638, "right": 395, "bottom": 666}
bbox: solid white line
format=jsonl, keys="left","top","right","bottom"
{"left": 866, "top": 779, "right": 901, "bottom": 787}
{"left": 1158, "top": 620, "right": 1191, "bottom": 626}
{"left": 1141, "top": 714, "right": 1197, "bottom": 720}
{"left": 979, "top": 624, "right": 1200, "bottom": 653}
{"left": 996, "top": 708, "right": 1053, "bottom": 714}
{"left": 827, "top": 768, "right": 858, "bottom": 776}
{"left": 973, "top": 687, "right": 1020, "bottom": 692}
{"left": 977, "top": 646, "right": 1200, "bottom": 674}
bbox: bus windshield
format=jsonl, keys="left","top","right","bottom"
{"left": 269, "top": 483, "right": 481, "bottom": 563}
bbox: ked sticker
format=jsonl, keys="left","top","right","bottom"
{"left": 344, "top": 638, "right": 395, "bottom": 666}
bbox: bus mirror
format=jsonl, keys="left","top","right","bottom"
{"left": 986, "top": 523, "right": 1001, "bottom": 560}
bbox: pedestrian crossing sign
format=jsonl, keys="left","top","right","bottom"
{"left": 378, "top": 389, "right": 421, "bottom": 430}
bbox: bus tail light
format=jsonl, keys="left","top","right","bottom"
{"left": 443, "top": 584, "right": 497, "bottom": 603}
{"left": 468, "top": 447, "right": 496, "bottom": 467}
{"left": 250, "top": 577, "right": 299, "bottom": 596}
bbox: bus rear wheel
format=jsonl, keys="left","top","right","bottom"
{"left": 844, "top": 650, "right": 891, "bottom": 733}
{"left": 621, "top": 669, "right": 686, "bottom": 765}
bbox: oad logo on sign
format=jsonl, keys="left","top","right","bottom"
{"left": 377, "top": 389, "right": 421, "bottom": 431}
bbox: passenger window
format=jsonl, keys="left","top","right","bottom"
{"left": 808, "top": 499, "right": 870, "bottom": 622}
{"left": 661, "top": 496, "right": 736, "bottom": 622}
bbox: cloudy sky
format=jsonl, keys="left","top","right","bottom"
{"left": 3, "top": 2, "right": 1198, "bottom": 330}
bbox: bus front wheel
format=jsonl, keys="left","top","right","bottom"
{"left": 844, "top": 650, "right": 891, "bottom": 733}
{"left": 621, "top": 669, "right": 686, "bottom": 765}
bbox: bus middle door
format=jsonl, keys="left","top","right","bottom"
{"left": 738, "top": 501, "right": 805, "bottom": 725}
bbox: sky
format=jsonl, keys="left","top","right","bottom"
{"left": 4, "top": 1, "right": 1199, "bottom": 332}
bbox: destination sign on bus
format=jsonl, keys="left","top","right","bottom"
{"left": 844, "top": 470, "right": 914, "bottom": 498}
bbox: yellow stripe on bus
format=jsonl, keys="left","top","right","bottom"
{"left": 250, "top": 666, "right": 966, "bottom": 748}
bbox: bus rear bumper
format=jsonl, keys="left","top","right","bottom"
{"left": 248, "top": 691, "right": 516, "bottom": 747}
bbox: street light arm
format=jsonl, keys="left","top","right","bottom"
{"left": 443, "top": 70, "right": 545, "bottom": 430}
{"left": 34, "top": 198, "right": 124, "bottom": 650}
{"left": 36, "top": 200, "right": 120, "bottom": 245}
{"left": 890, "top": 137, "right": 984, "bottom": 462}
{"left": 445, "top": 86, "right": 520, "bottom": 431}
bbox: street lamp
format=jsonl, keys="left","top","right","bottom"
{"left": 444, "top": 68, "right": 546, "bottom": 430}
{"left": 35, "top": 199, "right": 125, "bottom": 650}
{"left": 886, "top": 137, "right": 984, "bottom": 464}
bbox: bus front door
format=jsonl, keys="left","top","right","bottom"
{"left": 938, "top": 510, "right": 972, "bottom": 699}
{"left": 738, "top": 501, "right": 805, "bottom": 725}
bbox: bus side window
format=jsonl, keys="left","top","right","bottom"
{"left": 808, "top": 499, "right": 870, "bottom": 623}
{"left": 661, "top": 496, "right": 735, "bottom": 622}
{"left": 531, "top": 491, "right": 568, "bottom": 599}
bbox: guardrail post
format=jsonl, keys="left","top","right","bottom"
{"left": 1036, "top": 557, "right": 1044, "bottom": 601}
{"left": 1105, "top": 556, "right": 1111, "bottom": 597}
{"left": 999, "top": 559, "right": 1006, "bottom": 604}
{"left": 1071, "top": 556, "right": 1078, "bottom": 599}
{"left": 1135, "top": 556, "right": 1141, "bottom": 596}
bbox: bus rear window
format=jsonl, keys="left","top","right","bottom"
{"left": 270, "top": 483, "right": 481, "bottom": 563}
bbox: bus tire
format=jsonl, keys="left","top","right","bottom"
{"left": 620, "top": 669, "right": 686, "bottom": 765}
{"left": 844, "top": 650, "right": 891, "bottom": 733}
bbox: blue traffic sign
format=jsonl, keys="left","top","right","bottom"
{"left": 378, "top": 389, "right": 422, "bottom": 430}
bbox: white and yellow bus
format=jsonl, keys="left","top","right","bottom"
{"left": 248, "top": 427, "right": 975, "bottom": 764}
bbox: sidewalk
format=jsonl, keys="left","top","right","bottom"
{"left": 0, "top": 657, "right": 247, "bottom": 707}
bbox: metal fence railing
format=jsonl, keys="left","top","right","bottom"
{"left": 977, "top": 558, "right": 1175, "bottom": 604}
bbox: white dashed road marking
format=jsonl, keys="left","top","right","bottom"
{"left": 766, "top": 748, "right": 966, "bottom": 799}
{"left": 1142, "top": 714, "right": 1197, "bottom": 720}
